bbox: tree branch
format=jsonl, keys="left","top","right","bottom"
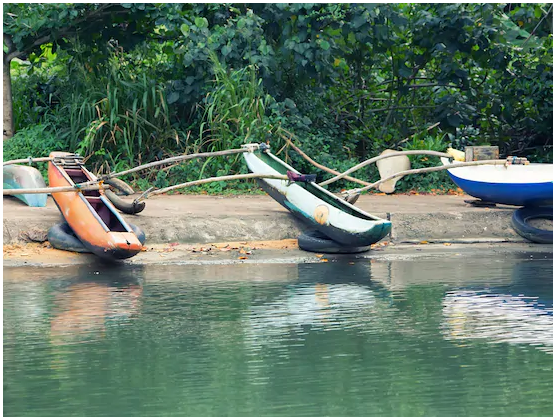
{"left": 3, "top": 33, "right": 23, "bottom": 63}
{"left": 19, "top": 3, "right": 122, "bottom": 55}
{"left": 523, "top": 4, "right": 553, "bottom": 46}
{"left": 3, "top": 33, "right": 15, "bottom": 53}
{"left": 368, "top": 105, "right": 435, "bottom": 113}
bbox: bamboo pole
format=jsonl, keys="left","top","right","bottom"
{"left": 3, "top": 184, "right": 110, "bottom": 195}
{"left": 278, "top": 133, "right": 372, "bottom": 187}
{"left": 344, "top": 159, "right": 518, "bottom": 196}
{"left": 3, "top": 156, "right": 53, "bottom": 166}
{"left": 142, "top": 173, "right": 289, "bottom": 200}
{"left": 95, "top": 148, "right": 247, "bottom": 183}
{"left": 393, "top": 122, "right": 441, "bottom": 148}
{"left": 319, "top": 150, "right": 452, "bottom": 186}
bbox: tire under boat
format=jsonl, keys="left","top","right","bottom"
{"left": 48, "top": 152, "right": 144, "bottom": 260}
{"left": 242, "top": 144, "right": 391, "bottom": 247}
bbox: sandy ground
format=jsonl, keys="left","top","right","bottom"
{"left": 3, "top": 238, "right": 390, "bottom": 265}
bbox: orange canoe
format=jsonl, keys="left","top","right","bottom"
{"left": 48, "top": 152, "right": 143, "bottom": 260}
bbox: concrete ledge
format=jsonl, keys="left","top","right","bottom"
{"left": 2, "top": 194, "right": 546, "bottom": 245}
{"left": 389, "top": 210, "right": 522, "bottom": 242}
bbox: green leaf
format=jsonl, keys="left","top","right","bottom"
{"left": 320, "top": 40, "right": 330, "bottom": 50}
{"left": 180, "top": 24, "right": 190, "bottom": 36}
{"left": 195, "top": 17, "right": 208, "bottom": 28}
{"left": 447, "top": 113, "right": 462, "bottom": 127}
{"left": 351, "top": 14, "right": 367, "bottom": 29}
{"left": 454, "top": 69, "right": 468, "bottom": 80}
{"left": 221, "top": 45, "right": 232, "bottom": 56}
{"left": 284, "top": 98, "right": 296, "bottom": 108}
{"left": 167, "top": 91, "right": 180, "bottom": 104}
{"left": 398, "top": 64, "right": 412, "bottom": 78}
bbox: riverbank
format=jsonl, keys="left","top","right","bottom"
{"left": 3, "top": 192, "right": 552, "bottom": 266}
{"left": 3, "top": 193, "right": 539, "bottom": 245}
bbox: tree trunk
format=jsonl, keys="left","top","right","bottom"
{"left": 3, "top": 56, "right": 14, "bottom": 140}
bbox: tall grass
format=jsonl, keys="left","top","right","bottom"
{"left": 58, "top": 54, "right": 181, "bottom": 173}
{"left": 199, "top": 53, "right": 274, "bottom": 154}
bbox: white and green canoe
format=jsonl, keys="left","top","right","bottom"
{"left": 242, "top": 144, "right": 391, "bottom": 247}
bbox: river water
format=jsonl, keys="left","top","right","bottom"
{"left": 3, "top": 252, "right": 553, "bottom": 416}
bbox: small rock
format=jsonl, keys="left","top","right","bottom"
{"left": 19, "top": 228, "right": 48, "bottom": 243}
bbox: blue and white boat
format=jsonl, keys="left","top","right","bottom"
{"left": 441, "top": 157, "right": 553, "bottom": 207}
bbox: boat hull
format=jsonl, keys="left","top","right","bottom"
{"left": 441, "top": 158, "right": 553, "bottom": 207}
{"left": 48, "top": 152, "right": 143, "bottom": 260}
{"left": 244, "top": 146, "right": 391, "bottom": 247}
{"left": 3, "top": 164, "right": 48, "bottom": 207}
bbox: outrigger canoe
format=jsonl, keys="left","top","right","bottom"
{"left": 242, "top": 143, "right": 391, "bottom": 247}
{"left": 3, "top": 164, "right": 48, "bottom": 207}
{"left": 440, "top": 157, "right": 553, "bottom": 207}
{"left": 48, "top": 152, "right": 143, "bottom": 260}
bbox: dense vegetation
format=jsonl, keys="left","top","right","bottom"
{"left": 3, "top": 3, "right": 553, "bottom": 193}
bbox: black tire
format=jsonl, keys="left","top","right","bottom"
{"left": 48, "top": 222, "right": 90, "bottom": 253}
{"left": 105, "top": 189, "right": 146, "bottom": 214}
{"left": 511, "top": 207, "right": 553, "bottom": 244}
{"left": 48, "top": 222, "right": 147, "bottom": 253}
{"left": 297, "top": 229, "right": 371, "bottom": 254}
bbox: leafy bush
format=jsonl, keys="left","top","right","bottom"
{"left": 5, "top": 3, "right": 552, "bottom": 194}
{"left": 3, "top": 124, "right": 69, "bottom": 178}
{"left": 397, "top": 135, "right": 452, "bottom": 192}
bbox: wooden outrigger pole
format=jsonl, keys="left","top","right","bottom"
{"left": 3, "top": 157, "right": 54, "bottom": 166}
{"left": 3, "top": 184, "right": 111, "bottom": 195}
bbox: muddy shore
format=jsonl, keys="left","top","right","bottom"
{"left": 4, "top": 238, "right": 552, "bottom": 268}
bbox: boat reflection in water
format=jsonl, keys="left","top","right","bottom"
{"left": 242, "top": 261, "right": 398, "bottom": 350}
{"left": 370, "top": 256, "right": 553, "bottom": 354}
{"left": 243, "top": 257, "right": 553, "bottom": 355}
{"left": 245, "top": 282, "right": 376, "bottom": 338}
{"left": 441, "top": 290, "right": 553, "bottom": 353}
{"left": 49, "top": 266, "right": 144, "bottom": 346}
{"left": 441, "top": 259, "right": 553, "bottom": 354}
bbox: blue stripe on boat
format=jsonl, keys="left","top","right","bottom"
{"left": 448, "top": 173, "right": 553, "bottom": 206}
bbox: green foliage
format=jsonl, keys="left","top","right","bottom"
{"left": 200, "top": 53, "right": 274, "bottom": 152}
{"left": 5, "top": 3, "right": 553, "bottom": 194}
{"left": 3, "top": 124, "right": 69, "bottom": 178}
{"left": 397, "top": 135, "right": 453, "bottom": 192}
{"left": 3, "top": 3, "right": 155, "bottom": 61}
{"left": 68, "top": 54, "right": 180, "bottom": 172}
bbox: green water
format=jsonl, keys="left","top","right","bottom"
{"left": 3, "top": 253, "right": 553, "bottom": 416}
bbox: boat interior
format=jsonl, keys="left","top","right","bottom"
{"left": 259, "top": 152, "right": 377, "bottom": 220}
{"left": 63, "top": 168, "right": 128, "bottom": 232}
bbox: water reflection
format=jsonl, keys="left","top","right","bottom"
{"left": 243, "top": 262, "right": 381, "bottom": 342}
{"left": 3, "top": 255, "right": 553, "bottom": 417}
{"left": 242, "top": 257, "right": 553, "bottom": 355}
{"left": 442, "top": 290, "right": 553, "bottom": 353}
{"left": 49, "top": 266, "right": 143, "bottom": 345}
{"left": 50, "top": 282, "right": 142, "bottom": 346}
{"left": 245, "top": 283, "right": 377, "bottom": 341}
